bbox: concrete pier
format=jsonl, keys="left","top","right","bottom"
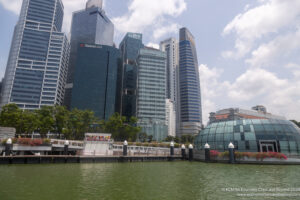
{"left": 0, "top": 155, "right": 182, "bottom": 165}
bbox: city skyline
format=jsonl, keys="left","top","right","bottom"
{"left": 1, "top": 0, "right": 300, "bottom": 124}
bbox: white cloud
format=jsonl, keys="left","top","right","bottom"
{"left": 285, "top": 63, "right": 300, "bottom": 78}
{"left": 199, "top": 64, "right": 229, "bottom": 124}
{"left": 222, "top": 0, "right": 300, "bottom": 58}
{"left": 0, "top": 0, "right": 21, "bottom": 14}
{"left": 146, "top": 43, "right": 159, "bottom": 50}
{"left": 228, "top": 68, "right": 287, "bottom": 101}
{"left": 112, "top": 0, "right": 186, "bottom": 40}
{"left": 153, "top": 23, "right": 180, "bottom": 40}
{"left": 0, "top": 0, "right": 185, "bottom": 39}
{"left": 62, "top": 0, "right": 86, "bottom": 32}
{"left": 227, "top": 68, "right": 300, "bottom": 120}
{"left": 199, "top": 64, "right": 300, "bottom": 122}
{"left": 285, "top": 63, "right": 300, "bottom": 69}
{"left": 246, "top": 29, "right": 300, "bottom": 67}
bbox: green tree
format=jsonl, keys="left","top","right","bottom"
{"left": 103, "top": 113, "right": 126, "bottom": 141}
{"left": 147, "top": 135, "right": 153, "bottom": 143}
{"left": 138, "top": 132, "right": 148, "bottom": 142}
{"left": 125, "top": 116, "right": 141, "bottom": 142}
{"left": 0, "top": 104, "right": 22, "bottom": 128}
{"left": 53, "top": 106, "right": 69, "bottom": 138}
{"left": 63, "top": 109, "right": 97, "bottom": 140}
{"left": 103, "top": 113, "right": 141, "bottom": 141}
{"left": 164, "top": 136, "right": 175, "bottom": 142}
{"left": 181, "top": 135, "right": 195, "bottom": 144}
{"left": 19, "top": 110, "right": 39, "bottom": 136}
{"left": 174, "top": 137, "right": 180, "bottom": 143}
{"left": 36, "top": 106, "right": 55, "bottom": 138}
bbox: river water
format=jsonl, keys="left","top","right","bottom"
{"left": 0, "top": 162, "right": 300, "bottom": 200}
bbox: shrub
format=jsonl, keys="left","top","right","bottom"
{"left": 18, "top": 138, "right": 31, "bottom": 145}
{"left": 219, "top": 151, "right": 229, "bottom": 158}
{"left": 30, "top": 139, "right": 43, "bottom": 146}
{"left": 136, "top": 142, "right": 142, "bottom": 146}
{"left": 152, "top": 143, "right": 158, "bottom": 147}
{"left": 210, "top": 150, "right": 220, "bottom": 157}
{"left": 1, "top": 139, "right": 7, "bottom": 145}
{"left": 234, "top": 152, "right": 244, "bottom": 159}
{"left": 17, "top": 138, "right": 44, "bottom": 146}
{"left": 43, "top": 138, "right": 51, "bottom": 145}
{"left": 12, "top": 138, "right": 18, "bottom": 144}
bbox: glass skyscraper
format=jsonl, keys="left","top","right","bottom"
{"left": 0, "top": 0, "right": 70, "bottom": 109}
{"left": 179, "top": 28, "right": 203, "bottom": 135}
{"left": 71, "top": 44, "right": 121, "bottom": 120}
{"left": 119, "top": 33, "right": 143, "bottom": 118}
{"left": 137, "top": 47, "right": 168, "bottom": 141}
{"left": 64, "top": 0, "right": 114, "bottom": 109}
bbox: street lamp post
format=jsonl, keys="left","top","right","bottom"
{"left": 5, "top": 138, "right": 12, "bottom": 156}
{"left": 170, "top": 141, "right": 174, "bottom": 156}
{"left": 123, "top": 140, "right": 128, "bottom": 156}
{"left": 189, "top": 144, "right": 194, "bottom": 161}
{"left": 228, "top": 142, "right": 235, "bottom": 164}
{"left": 204, "top": 143, "right": 211, "bottom": 162}
{"left": 181, "top": 144, "right": 186, "bottom": 160}
{"left": 64, "top": 140, "right": 69, "bottom": 155}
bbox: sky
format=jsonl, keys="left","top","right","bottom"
{"left": 0, "top": 0, "right": 300, "bottom": 124}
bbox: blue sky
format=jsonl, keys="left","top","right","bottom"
{"left": 0, "top": 0, "right": 300, "bottom": 123}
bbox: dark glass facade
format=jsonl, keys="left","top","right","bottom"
{"left": 195, "top": 119, "right": 300, "bottom": 156}
{"left": 119, "top": 33, "right": 144, "bottom": 118}
{"left": 64, "top": 3, "right": 114, "bottom": 109}
{"left": 179, "top": 28, "right": 202, "bottom": 135}
{"left": 71, "top": 44, "right": 121, "bottom": 120}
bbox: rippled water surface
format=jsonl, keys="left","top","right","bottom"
{"left": 0, "top": 162, "right": 300, "bottom": 200}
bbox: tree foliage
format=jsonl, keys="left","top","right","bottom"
{"left": 291, "top": 120, "right": 300, "bottom": 128}
{"left": 163, "top": 135, "right": 194, "bottom": 144}
{"left": 63, "top": 109, "right": 96, "bottom": 140}
{"left": 0, "top": 104, "right": 98, "bottom": 139}
{"left": 103, "top": 113, "right": 141, "bottom": 142}
{"left": 0, "top": 104, "right": 141, "bottom": 141}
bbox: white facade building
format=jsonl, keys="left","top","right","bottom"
{"left": 166, "top": 99, "right": 176, "bottom": 137}
{"left": 160, "top": 38, "right": 179, "bottom": 136}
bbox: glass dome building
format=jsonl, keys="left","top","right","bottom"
{"left": 195, "top": 119, "right": 300, "bottom": 155}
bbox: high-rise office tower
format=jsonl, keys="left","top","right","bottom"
{"left": 179, "top": 28, "right": 202, "bottom": 135}
{"left": 0, "top": 0, "right": 70, "bottom": 109}
{"left": 137, "top": 47, "right": 168, "bottom": 141}
{"left": 119, "top": 33, "right": 143, "bottom": 118}
{"left": 160, "top": 38, "right": 179, "bottom": 103}
{"left": 71, "top": 43, "right": 121, "bottom": 120}
{"left": 64, "top": 0, "right": 114, "bottom": 109}
{"left": 160, "top": 38, "right": 179, "bottom": 136}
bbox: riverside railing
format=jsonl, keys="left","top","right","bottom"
{"left": 50, "top": 139, "right": 84, "bottom": 149}
{"left": 112, "top": 144, "right": 181, "bottom": 156}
